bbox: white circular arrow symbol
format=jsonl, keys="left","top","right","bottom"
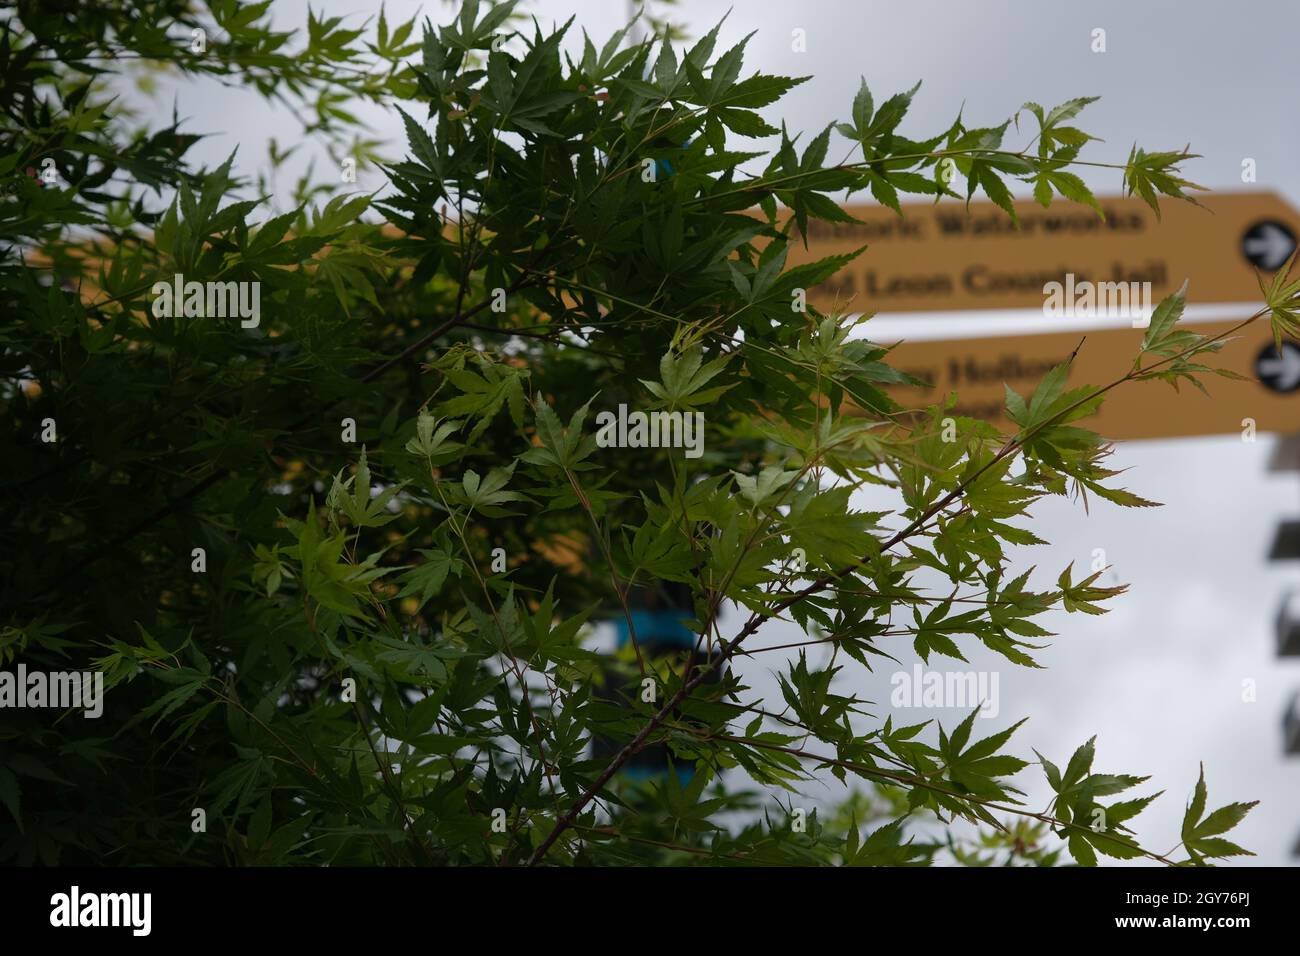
{"left": 1257, "top": 342, "right": 1300, "bottom": 393}
{"left": 1242, "top": 221, "right": 1297, "bottom": 271}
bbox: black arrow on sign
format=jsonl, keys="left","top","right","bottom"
{"left": 1256, "top": 340, "right": 1300, "bottom": 393}
{"left": 1242, "top": 220, "right": 1297, "bottom": 271}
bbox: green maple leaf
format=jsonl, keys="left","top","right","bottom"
{"left": 1180, "top": 764, "right": 1257, "bottom": 865}
{"left": 395, "top": 548, "right": 464, "bottom": 612}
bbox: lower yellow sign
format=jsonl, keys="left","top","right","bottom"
{"left": 884, "top": 320, "right": 1300, "bottom": 440}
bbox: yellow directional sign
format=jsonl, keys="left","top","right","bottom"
{"left": 791, "top": 192, "right": 1300, "bottom": 313}
{"left": 885, "top": 320, "right": 1300, "bottom": 440}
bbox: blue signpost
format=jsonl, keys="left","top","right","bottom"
{"left": 592, "top": 583, "right": 721, "bottom": 784}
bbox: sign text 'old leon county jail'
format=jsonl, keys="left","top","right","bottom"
{"left": 788, "top": 192, "right": 1300, "bottom": 313}
{"left": 885, "top": 320, "right": 1300, "bottom": 441}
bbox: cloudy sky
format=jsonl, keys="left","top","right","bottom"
{"left": 159, "top": 0, "right": 1300, "bottom": 864}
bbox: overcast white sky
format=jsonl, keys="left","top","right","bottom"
{"left": 157, "top": 0, "right": 1300, "bottom": 864}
